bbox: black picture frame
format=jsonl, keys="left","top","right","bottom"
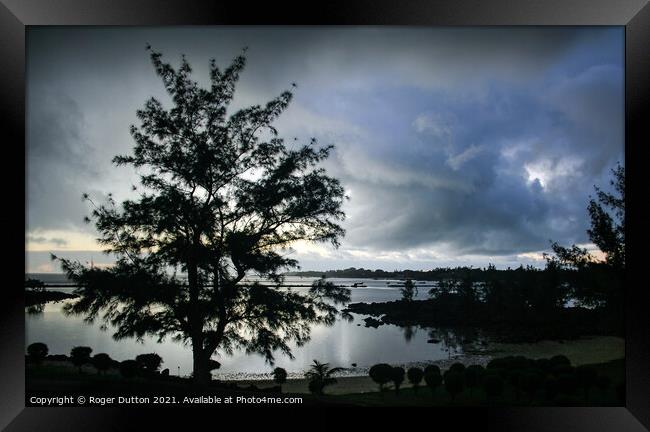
{"left": 2, "top": 0, "right": 649, "bottom": 430}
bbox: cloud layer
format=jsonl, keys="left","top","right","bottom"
{"left": 26, "top": 27, "right": 624, "bottom": 271}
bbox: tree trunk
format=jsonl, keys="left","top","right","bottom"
{"left": 186, "top": 254, "right": 210, "bottom": 388}
{"left": 191, "top": 341, "right": 211, "bottom": 387}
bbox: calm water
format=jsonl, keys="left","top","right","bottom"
{"left": 26, "top": 277, "right": 488, "bottom": 379}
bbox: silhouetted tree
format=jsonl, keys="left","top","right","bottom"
{"left": 424, "top": 364, "right": 441, "bottom": 376}
{"left": 27, "top": 342, "right": 48, "bottom": 364}
{"left": 304, "top": 360, "right": 344, "bottom": 395}
{"left": 120, "top": 359, "right": 140, "bottom": 378}
{"left": 448, "top": 362, "right": 466, "bottom": 374}
{"left": 400, "top": 279, "right": 417, "bottom": 302}
{"left": 70, "top": 346, "right": 92, "bottom": 373}
{"left": 54, "top": 47, "right": 349, "bottom": 387}
{"left": 444, "top": 371, "right": 464, "bottom": 401}
{"left": 369, "top": 363, "right": 394, "bottom": 392}
{"left": 424, "top": 371, "right": 442, "bottom": 396}
{"left": 135, "top": 353, "right": 163, "bottom": 374}
{"left": 391, "top": 366, "right": 405, "bottom": 395}
{"left": 272, "top": 367, "right": 288, "bottom": 388}
{"left": 92, "top": 353, "right": 113, "bottom": 375}
{"left": 407, "top": 367, "right": 424, "bottom": 393}
{"left": 550, "top": 164, "right": 624, "bottom": 318}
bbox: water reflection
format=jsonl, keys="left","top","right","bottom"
{"left": 25, "top": 278, "right": 489, "bottom": 379}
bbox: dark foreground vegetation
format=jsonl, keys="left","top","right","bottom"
{"left": 26, "top": 341, "right": 623, "bottom": 406}
{"left": 342, "top": 357, "right": 624, "bottom": 406}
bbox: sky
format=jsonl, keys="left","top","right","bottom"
{"left": 25, "top": 26, "right": 624, "bottom": 273}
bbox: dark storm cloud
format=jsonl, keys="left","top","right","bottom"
{"left": 26, "top": 87, "right": 106, "bottom": 232}
{"left": 26, "top": 26, "right": 624, "bottom": 270}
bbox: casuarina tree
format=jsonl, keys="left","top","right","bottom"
{"left": 54, "top": 46, "right": 349, "bottom": 386}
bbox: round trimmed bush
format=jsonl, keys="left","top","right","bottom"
{"left": 424, "top": 371, "right": 442, "bottom": 395}
{"left": 424, "top": 364, "right": 441, "bottom": 376}
{"left": 407, "top": 367, "right": 424, "bottom": 392}
{"left": 369, "top": 363, "right": 394, "bottom": 391}
{"left": 448, "top": 362, "right": 466, "bottom": 374}
{"left": 444, "top": 371, "right": 465, "bottom": 401}
{"left": 27, "top": 342, "right": 48, "bottom": 364}
{"left": 391, "top": 366, "right": 405, "bottom": 394}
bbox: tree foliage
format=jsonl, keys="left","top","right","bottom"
{"left": 54, "top": 46, "right": 349, "bottom": 385}
{"left": 27, "top": 342, "right": 48, "bottom": 363}
{"left": 400, "top": 279, "right": 417, "bottom": 302}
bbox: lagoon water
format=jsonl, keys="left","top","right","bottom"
{"left": 26, "top": 277, "right": 485, "bottom": 379}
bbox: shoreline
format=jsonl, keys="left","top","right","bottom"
{"left": 224, "top": 335, "right": 624, "bottom": 393}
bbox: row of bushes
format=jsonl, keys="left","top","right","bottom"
{"left": 27, "top": 342, "right": 167, "bottom": 378}
{"left": 367, "top": 355, "right": 624, "bottom": 404}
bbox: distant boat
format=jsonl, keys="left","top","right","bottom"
{"left": 351, "top": 282, "right": 367, "bottom": 287}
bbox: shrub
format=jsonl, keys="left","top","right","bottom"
{"left": 424, "top": 364, "right": 441, "bottom": 376}
{"left": 70, "top": 346, "right": 93, "bottom": 373}
{"left": 407, "top": 367, "right": 424, "bottom": 392}
{"left": 424, "top": 371, "right": 442, "bottom": 396}
{"left": 92, "top": 353, "right": 113, "bottom": 375}
{"left": 272, "top": 367, "right": 288, "bottom": 386}
{"left": 391, "top": 367, "right": 405, "bottom": 394}
{"left": 119, "top": 359, "right": 140, "bottom": 378}
{"left": 135, "top": 353, "right": 163, "bottom": 374}
{"left": 27, "top": 343, "right": 48, "bottom": 364}
{"left": 448, "top": 362, "right": 466, "bottom": 374}
{"left": 444, "top": 371, "right": 465, "bottom": 401}
{"left": 369, "top": 363, "right": 394, "bottom": 392}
